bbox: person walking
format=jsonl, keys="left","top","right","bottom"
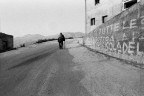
{"left": 58, "top": 33, "right": 65, "bottom": 49}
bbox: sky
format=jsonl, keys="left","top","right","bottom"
{"left": 0, "top": 0, "right": 85, "bottom": 37}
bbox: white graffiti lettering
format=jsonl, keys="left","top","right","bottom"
{"left": 128, "top": 41, "right": 135, "bottom": 54}
{"left": 130, "top": 19, "right": 137, "bottom": 28}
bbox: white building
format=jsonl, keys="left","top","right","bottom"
{"left": 86, "top": 0, "right": 140, "bottom": 33}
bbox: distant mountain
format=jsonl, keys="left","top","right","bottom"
{"left": 63, "top": 32, "right": 84, "bottom": 38}
{"left": 14, "top": 34, "right": 45, "bottom": 47}
{"left": 14, "top": 32, "right": 84, "bottom": 47}
{"left": 46, "top": 32, "right": 84, "bottom": 39}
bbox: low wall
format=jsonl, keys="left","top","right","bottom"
{"left": 85, "top": 1, "right": 144, "bottom": 64}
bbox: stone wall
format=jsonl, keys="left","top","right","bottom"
{"left": 85, "top": 1, "right": 144, "bottom": 64}
{"left": 0, "top": 33, "right": 13, "bottom": 52}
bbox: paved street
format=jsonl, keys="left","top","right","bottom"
{"left": 0, "top": 39, "right": 143, "bottom": 96}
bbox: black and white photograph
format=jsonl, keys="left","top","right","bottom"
{"left": 0, "top": 0, "right": 144, "bottom": 96}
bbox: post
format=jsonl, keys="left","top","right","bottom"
{"left": 84, "top": 0, "right": 87, "bottom": 45}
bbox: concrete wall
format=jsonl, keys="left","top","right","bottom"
{"left": 0, "top": 33, "right": 13, "bottom": 52}
{"left": 86, "top": 0, "right": 123, "bottom": 33}
{"left": 85, "top": 1, "right": 144, "bottom": 64}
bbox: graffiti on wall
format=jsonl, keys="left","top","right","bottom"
{"left": 86, "top": 3, "right": 144, "bottom": 63}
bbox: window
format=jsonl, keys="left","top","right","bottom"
{"left": 123, "top": 0, "right": 137, "bottom": 9}
{"left": 102, "top": 15, "right": 108, "bottom": 23}
{"left": 91, "top": 18, "right": 95, "bottom": 26}
{"left": 95, "top": 0, "right": 100, "bottom": 5}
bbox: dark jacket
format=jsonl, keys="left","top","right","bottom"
{"left": 58, "top": 34, "right": 65, "bottom": 42}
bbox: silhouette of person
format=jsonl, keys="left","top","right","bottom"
{"left": 58, "top": 33, "right": 65, "bottom": 49}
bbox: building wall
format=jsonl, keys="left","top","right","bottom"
{"left": 0, "top": 33, "right": 13, "bottom": 52}
{"left": 7, "top": 36, "right": 13, "bottom": 49}
{"left": 0, "top": 39, "right": 2, "bottom": 51}
{"left": 86, "top": 0, "right": 123, "bottom": 33}
{"left": 85, "top": 1, "right": 144, "bottom": 64}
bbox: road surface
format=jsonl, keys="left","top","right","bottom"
{"left": 0, "top": 39, "right": 143, "bottom": 96}
{"left": 0, "top": 40, "right": 90, "bottom": 96}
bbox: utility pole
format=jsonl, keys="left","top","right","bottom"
{"left": 85, "top": 0, "right": 87, "bottom": 34}
{"left": 84, "top": 0, "right": 87, "bottom": 45}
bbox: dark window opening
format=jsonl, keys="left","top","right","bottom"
{"left": 95, "top": 0, "right": 100, "bottom": 5}
{"left": 124, "top": 0, "right": 137, "bottom": 9}
{"left": 102, "top": 15, "right": 108, "bottom": 23}
{"left": 91, "top": 18, "right": 95, "bottom": 26}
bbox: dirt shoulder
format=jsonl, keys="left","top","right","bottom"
{"left": 68, "top": 40, "right": 143, "bottom": 96}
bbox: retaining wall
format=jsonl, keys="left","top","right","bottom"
{"left": 85, "top": 1, "right": 144, "bottom": 64}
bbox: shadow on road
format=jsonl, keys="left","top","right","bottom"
{"left": 8, "top": 49, "right": 58, "bottom": 70}
{"left": 39, "top": 48, "right": 92, "bottom": 96}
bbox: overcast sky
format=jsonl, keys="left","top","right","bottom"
{"left": 0, "top": 0, "right": 85, "bottom": 37}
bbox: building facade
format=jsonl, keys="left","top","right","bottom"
{"left": 86, "top": 0, "right": 140, "bottom": 33}
{"left": 0, "top": 32, "right": 13, "bottom": 52}
{"left": 85, "top": 0, "right": 144, "bottom": 64}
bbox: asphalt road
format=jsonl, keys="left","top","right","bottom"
{"left": 0, "top": 40, "right": 90, "bottom": 96}
{"left": 0, "top": 40, "right": 142, "bottom": 96}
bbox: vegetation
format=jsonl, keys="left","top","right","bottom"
{"left": 20, "top": 44, "right": 26, "bottom": 47}
{"left": 35, "top": 37, "right": 74, "bottom": 44}
{"left": 35, "top": 38, "right": 57, "bottom": 44}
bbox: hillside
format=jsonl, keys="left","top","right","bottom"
{"left": 14, "top": 34, "right": 45, "bottom": 47}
